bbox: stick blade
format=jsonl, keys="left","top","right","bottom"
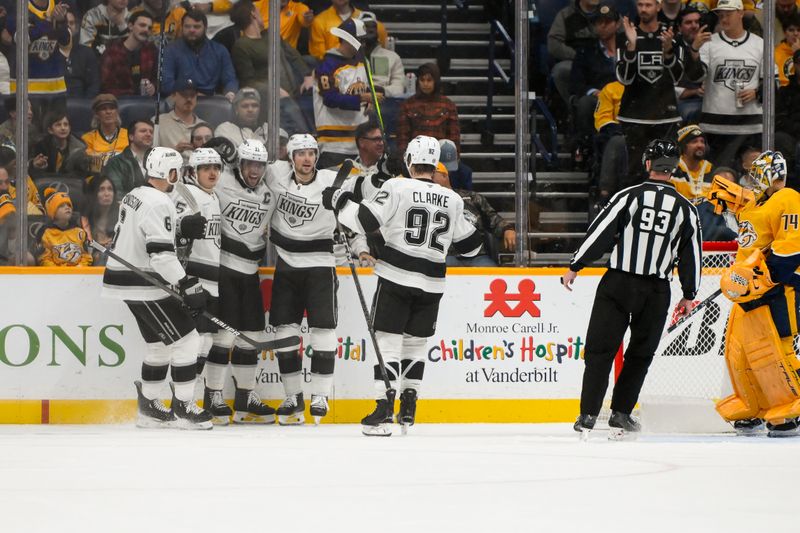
{"left": 255, "top": 335, "right": 302, "bottom": 352}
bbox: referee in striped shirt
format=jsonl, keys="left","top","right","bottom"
{"left": 561, "top": 139, "right": 703, "bottom": 436}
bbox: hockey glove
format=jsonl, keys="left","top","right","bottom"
{"left": 178, "top": 276, "right": 209, "bottom": 317}
{"left": 178, "top": 213, "right": 207, "bottom": 240}
{"left": 322, "top": 187, "right": 354, "bottom": 212}
{"left": 204, "top": 137, "right": 237, "bottom": 165}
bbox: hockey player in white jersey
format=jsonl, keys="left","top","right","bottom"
{"left": 204, "top": 139, "right": 277, "bottom": 424}
{"left": 173, "top": 149, "right": 224, "bottom": 411}
{"left": 102, "top": 147, "right": 213, "bottom": 430}
{"left": 323, "top": 135, "right": 483, "bottom": 436}
{"left": 267, "top": 134, "right": 341, "bottom": 425}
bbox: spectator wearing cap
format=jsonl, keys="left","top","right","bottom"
{"left": 547, "top": 0, "right": 599, "bottom": 106}
{"left": 432, "top": 162, "right": 516, "bottom": 267}
{"left": 314, "top": 17, "right": 375, "bottom": 168}
{"left": 0, "top": 144, "right": 44, "bottom": 217}
{"left": 359, "top": 11, "right": 405, "bottom": 98}
{"left": 254, "top": 0, "right": 314, "bottom": 50}
{"left": 81, "top": 0, "right": 131, "bottom": 56}
{"left": 309, "top": 0, "right": 388, "bottom": 60}
{"left": 82, "top": 94, "right": 130, "bottom": 175}
{"left": 568, "top": 2, "right": 618, "bottom": 164}
{"left": 675, "top": 7, "right": 706, "bottom": 123}
{"left": 230, "top": 0, "right": 313, "bottom": 134}
{"left": 685, "top": 0, "right": 764, "bottom": 167}
{"left": 215, "top": 88, "right": 268, "bottom": 146}
{"left": 396, "top": 62, "right": 460, "bottom": 157}
{"left": 670, "top": 125, "right": 714, "bottom": 205}
{"left": 38, "top": 188, "right": 93, "bottom": 267}
{"left": 100, "top": 12, "right": 158, "bottom": 97}
{"left": 439, "top": 138, "right": 472, "bottom": 190}
{"left": 155, "top": 79, "right": 209, "bottom": 160}
{"left": 161, "top": 9, "right": 239, "bottom": 100}
{"left": 102, "top": 119, "right": 154, "bottom": 201}
{"left": 776, "top": 50, "right": 800, "bottom": 174}
{"left": 776, "top": 14, "right": 800, "bottom": 87}
{"left": 60, "top": 9, "right": 101, "bottom": 99}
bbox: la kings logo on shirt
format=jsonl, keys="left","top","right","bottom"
{"left": 222, "top": 199, "right": 268, "bottom": 235}
{"left": 714, "top": 59, "right": 757, "bottom": 92}
{"left": 637, "top": 51, "right": 664, "bottom": 83}
{"left": 277, "top": 192, "right": 319, "bottom": 228}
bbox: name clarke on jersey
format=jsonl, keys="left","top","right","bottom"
{"left": 412, "top": 190, "right": 449, "bottom": 207}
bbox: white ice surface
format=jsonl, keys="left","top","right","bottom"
{"left": 0, "top": 424, "right": 798, "bottom": 533}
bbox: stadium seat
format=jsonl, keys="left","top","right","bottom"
{"left": 119, "top": 96, "right": 168, "bottom": 126}
{"left": 195, "top": 96, "right": 235, "bottom": 129}
{"left": 66, "top": 98, "right": 95, "bottom": 137}
{"left": 32, "top": 174, "right": 88, "bottom": 215}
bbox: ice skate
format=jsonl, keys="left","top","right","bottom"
{"left": 767, "top": 418, "right": 799, "bottom": 438}
{"left": 309, "top": 395, "right": 328, "bottom": 425}
{"left": 232, "top": 379, "right": 276, "bottom": 424}
{"left": 134, "top": 380, "right": 176, "bottom": 429}
{"left": 170, "top": 383, "right": 213, "bottom": 430}
{"left": 277, "top": 393, "right": 305, "bottom": 425}
{"left": 573, "top": 414, "right": 597, "bottom": 441}
{"left": 734, "top": 418, "right": 765, "bottom": 436}
{"left": 608, "top": 411, "right": 640, "bottom": 441}
{"left": 397, "top": 388, "right": 417, "bottom": 435}
{"left": 203, "top": 387, "right": 233, "bottom": 426}
{"left": 362, "top": 399, "right": 394, "bottom": 437}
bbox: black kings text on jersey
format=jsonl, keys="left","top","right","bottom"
{"left": 222, "top": 199, "right": 269, "bottom": 235}
{"left": 277, "top": 192, "right": 319, "bottom": 228}
{"left": 713, "top": 59, "right": 757, "bottom": 91}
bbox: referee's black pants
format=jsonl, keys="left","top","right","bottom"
{"left": 580, "top": 269, "right": 671, "bottom": 416}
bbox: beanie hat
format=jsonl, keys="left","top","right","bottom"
{"left": 677, "top": 124, "right": 705, "bottom": 148}
{"left": 44, "top": 187, "right": 72, "bottom": 220}
{"left": 0, "top": 192, "right": 15, "bottom": 222}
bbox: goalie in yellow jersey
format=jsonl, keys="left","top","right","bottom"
{"left": 709, "top": 150, "right": 800, "bottom": 437}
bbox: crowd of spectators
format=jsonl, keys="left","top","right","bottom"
{"left": 0, "top": 0, "right": 510, "bottom": 267}
{"left": 546, "top": 0, "right": 800, "bottom": 241}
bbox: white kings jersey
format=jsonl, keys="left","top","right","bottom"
{"left": 266, "top": 164, "right": 339, "bottom": 268}
{"left": 174, "top": 183, "right": 222, "bottom": 296}
{"left": 338, "top": 178, "right": 484, "bottom": 293}
{"left": 698, "top": 31, "right": 764, "bottom": 135}
{"left": 102, "top": 185, "right": 186, "bottom": 301}
{"left": 216, "top": 168, "right": 274, "bottom": 275}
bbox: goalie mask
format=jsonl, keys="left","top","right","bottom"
{"left": 749, "top": 150, "right": 787, "bottom": 201}
{"left": 404, "top": 135, "right": 440, "bottom": 174}
{"left": 144, "top": 147, "right": 183, "bottom": 183}
{"left": 642, "top": 139, "right": 679, "bottom": 175}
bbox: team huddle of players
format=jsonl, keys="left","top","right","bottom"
{"left": 101, "top": 133, "right": 482, "bottom": 435}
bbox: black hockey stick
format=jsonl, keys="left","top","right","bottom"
{"left": 331, "top": 161, "right": 396, "bottom": 403}
{"left": 153, "top": 2, "right": 168, "bottom": 146}
{"left": 665, "top": 288, "right": 723, "bottom": 334}
{"left": 90, "top": 241, "right": 299, "bottom": 352}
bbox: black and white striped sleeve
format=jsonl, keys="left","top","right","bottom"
{"left": 675, "top": 203, "right": 703, "bottom": 300}
{"left": 570, "top": 189, "right": 630, "bottom": 271}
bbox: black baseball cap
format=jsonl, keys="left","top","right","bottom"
{"left": 593, "top": 2, "right": 619, "bottom": 22}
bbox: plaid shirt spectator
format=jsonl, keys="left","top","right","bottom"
{"left": 100, "top": 37, "right": 158, "bottom": 96}
{"left": 396, "top": 63, "right": 460, "bottom": 155}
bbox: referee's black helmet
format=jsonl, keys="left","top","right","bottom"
{"left": 642, "top": 139, "right": 679, "bottom": 174}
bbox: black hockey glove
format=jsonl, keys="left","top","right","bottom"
{"left": 178, "top": 213, "right": 207, "bottom": 240}
{"left": 203, "top": 137, "right": 237, "bottom": 165}
{"left": 178, "top": 276, "right": 209, "bottom": 317}
{"left": 322, "top": 187, "right": 354, "bottom": 212}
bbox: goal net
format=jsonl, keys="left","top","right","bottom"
{"left": 637, "top": 241, "right": 737, "bottom": 433}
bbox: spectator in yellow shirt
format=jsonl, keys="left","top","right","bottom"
{"left": 81, "top": 94, "right": 130, "bottom": 175}
{"left": 309, "top": 0, "right": 387, "bottom": 59}
{"left": 38, "top": 187, "right": 93, "bottom": 266}
{"left": 255, "top": 0, "right": 314, "bottom": 49}
{"left": 777, "top": 15, "right": 800, "bottom": 86}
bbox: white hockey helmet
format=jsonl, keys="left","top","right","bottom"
{"left": 145, "top": 147, "right": 183, "bottom": 182}
{"left": 404, "top": 135, "right": 440, "bottom": 172}
{"left": 188, "top": 147, "right": 222, "bottom": 170}
{"left": 286, "top": 133, "right": 318, "bottom": 168}
{"left": 237, "top": 139, "right": 269, "bottom": 164}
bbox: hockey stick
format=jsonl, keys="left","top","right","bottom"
{"left": 90, "top": 241, "right": 299, "bottom": 352}
{"left": 331, "top": 161, "right": 396, "bottom": 403}
{"left": 665, "top": 288, "right": 723, "bottom": 334}
{"left": 362, "top": 57, "right": 387, "bottom": 141}
{"left": 153, "top": 2, "right": 169, "bottom": 146}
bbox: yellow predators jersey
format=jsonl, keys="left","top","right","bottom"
{"left": 82, "top": 128, "right": 129, "bottom": 174}
{"left": 737, "top": 187, "right": 800, "bottom": 285}
{"left": 39, "top": 226, "right": 93, "bottom": 266}
{"left": 594, "top": 81, "right": 623, "bottom": 132}
{"left": 670, "top": 158, "right": 714, "bottom": 205}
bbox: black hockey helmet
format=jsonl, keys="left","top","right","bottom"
{"left": 642, "top": 139, "right": 679, "bottom": 174}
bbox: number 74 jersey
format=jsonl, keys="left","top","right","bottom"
{"left": 338, "top": 177, "right": 483, "bottom": 293}
{"left": 736, "top": 187, "right": 800, "bottom": 286}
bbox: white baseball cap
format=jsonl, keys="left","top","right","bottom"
{"left": 713, "top": 0, "right": 743, "bottom": 11}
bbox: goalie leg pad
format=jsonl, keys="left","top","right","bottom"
{"left": 717, "top": 305, "right": 764, "bottom": 421}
